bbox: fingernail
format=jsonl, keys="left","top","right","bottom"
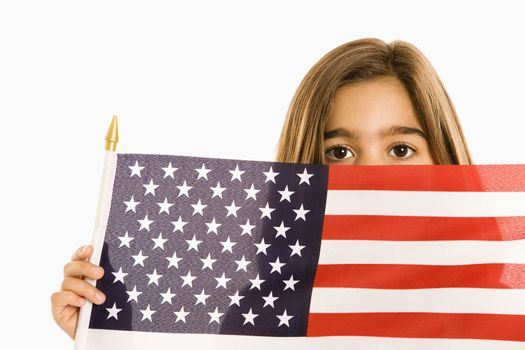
{"left": 91, "top": 266, "right": 102, "bottom": 276}
{"left": 78, "top": 298, "right": 86, "bottom": 306}
{"left": 81, "top": 245, "right": 88, "bottom": 254}
{"left": 95, "top": 292, "right": 105, "bottom": 304}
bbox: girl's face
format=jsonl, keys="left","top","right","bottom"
{"left": 323, "top": 76, "right": 435, "bottom": 165}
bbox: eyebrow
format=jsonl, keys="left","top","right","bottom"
{"left": 324, "top": 125, "right": 428, "bottom": 141}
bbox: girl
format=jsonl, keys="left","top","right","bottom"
{"left": 275, "top": 38, "right": 471, "bottom": 165}
{"left": 51, "top": 37, "right": 472, "bottom": 339}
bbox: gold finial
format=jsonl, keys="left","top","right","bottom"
{"left": 104, "top": 115, "right": 119, "bottom": 151}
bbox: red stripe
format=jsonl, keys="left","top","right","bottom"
{"left": 307, "top": 312, "right": 525, "bottom": 341}
{"left": 327, "top": 164, "right": 525, "bottom": 191}
{"left": 313, "top": 264, "right": 525, "bottom": 289}
{"left": 321, "top": 215, "right": 525, "bottom": 241}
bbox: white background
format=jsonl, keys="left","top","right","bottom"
{"left": 0, "top": 1, "right": 524, "bottom": 348}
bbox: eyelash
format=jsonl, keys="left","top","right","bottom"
{"left": 325, "top": 143, "right": 418, "bottom": 161}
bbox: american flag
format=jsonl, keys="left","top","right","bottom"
{"left": 76, "top": 153, "right": 525, "bottom": 350}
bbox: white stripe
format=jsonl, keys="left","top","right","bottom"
{"left": 310, "top": 287, "right": 525, "bottom": 315}
{"left": 84, "top": 329, "right": 525, "bottom": 350}
{"left": 75, "top": 151, "right": 118, "bottom": 350}
{"left": 318, "top": 239, "right": 525, "bottom": 265}
{"left": 325, "top": 190, "right": 525, "bottom": 217}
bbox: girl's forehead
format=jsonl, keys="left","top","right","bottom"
{"left": 327, "top": 78, "right": 422, "bottom": 134}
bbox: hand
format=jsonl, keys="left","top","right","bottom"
{"left": 51, "top": 245, "right": 106, "bottom": 339}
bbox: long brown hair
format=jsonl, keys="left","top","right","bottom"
{"left": 275, "top": 38, "right": 472, "bottom": 165}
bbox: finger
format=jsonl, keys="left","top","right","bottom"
{"left": 71, "top": 245, "right": 93, "bottom": 262}
{"left": 61, "top": 277, "right": 106, "bottom": 305}
{"left": 51, "top": 290, "right": 86, "bottom": 309}
{"left": 63, "top": 260, "right": 104, "bottom": 280}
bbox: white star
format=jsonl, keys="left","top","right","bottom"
{"left": 162, "top": 162, "right": 178, "bottom": 178}
{"left": 118, "top": 231, "right": 134, "bottom": 248}
{"left": 171, "top": 215, "right": 187, "bottom": 233}
{"left": 129, "top": 161, "right": 144, "bottom": 178}
{"left": 210, "top": 182, "right": 226, "bottom": 198}
{"left": 181, "top": 271, "right": 196, "bottom": 288}
{"left": 160, "top": 287, "right": 176, "bottom": 304}
{"left": 191, "top": 199, "right": 207, "bottom": 216}
{"left": 186, "top": 235, "right": 202, "bottom": 252}
{"left": 143, "top": 179, "right": 159, "bottom": 196}
{"left": 126, "top": 286, "right": 142, "bottom": 303}
{"left": 263, "top": 166, "right": 279, "bottom": 183}
{"left": 259, "top": 202, "right": 275, "bottom": 219}
{"left": 229, "top": 164, "right": 245, "bottom": 182}
{"left": 235, "top": 255, "right": 251, "bottom": 272}
{"left": 293, "top": 204, "right": 310, "bottom": 221}
{"left": 278, "top": 185, "right": 295, "bottom": 202}
{"left": 244, "top": 184, "right": 259, "bottom": 200}
{"left": 273, "top": 221, "right": 290, "bottom": 239}
{"left": 225, "top": 201, "right": 240, "bottom": 217}
{"left": 166, "top": 251, "right": 182, "bottom": 269}
{"left": 205, "top": 217, "right": 221, "bottom": 234}
{"left": 138, "top": 214, "right": 154, "bottom": 231}
{"left": 254, "top": 237, "right": 271, "bottom": 255}
{"left": 146, "top": 269, "right": 162, "bottom": 286}
{"left": 124, "top": 195, "right": 140, "bottom": 213}
{"left": 152, "top": 233, "right": 167, "bottom": 250}
{"left": 228, "top": 291, "right": 244, "bottom": 306}
{"left": 112, "top": 267, "right": 128, "bottom": 284}
{"left": 242, "top": 308, "right": 258, "bottom": 326}
{"left": 106, "top": 302, "right": 121, "bottom": 320}
{"left": 157, "top": 197, "right": 173, "bottom": 214}
{"left": 297, "top": 168, "right": 314, "bottom": 185}
{"left": 277, "top": 309, "right": 293, "bottom": 327}
{"left": 283, "top": 275, "right": 300, "bottom": 291}
{"left": 215, "top": 272, "right": 231, "bottom": 289}
{"left": 174, "top": 306, "right": 189, "bottom": 323}
{"left": 269, "top": 257, "right": 286, "bottom": 274}
{"left": 249, "top": 274, "right": 265, "bottom": 290}
{"left": 262, "top": 291, "right": 279, "bottom": 308}
{"left": 208, "top": 307, "right": 224, "bottom": 324}
{"left": 239, "top": 219, "right": 255, "bottom": 236}
{"left": 140, "top": 305, "right": 156, "bottom": 322}
{"left": 200, "top": 253, "right": 216, "bottom": 270}
{"left": 220, "top": 236, "right": 236, "bottom": 253}
{"left": 194, "top": 289, "right": 210, "bottom": 305}
{"left": 289, "top": 239, "right": 305, "bottom": 257}
{"left": 176, "top": 180, "right": 192, "bottom": 197}
{"left": 132, "top": 250, "right": 148, "bottom": 267}
{"left": 195, "top": 163, "right": 211, "bottom": 180}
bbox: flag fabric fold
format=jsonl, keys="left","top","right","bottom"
{"left": 75, "top": 153, "right": 525, "bottom": 350}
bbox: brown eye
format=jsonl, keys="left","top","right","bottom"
{"left": 389, "top": 144, "right": 416, "bottom": 159}
{"left": 326, "top": 146, "right": 354, "bottom": 161}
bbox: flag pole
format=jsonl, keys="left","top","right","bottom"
{"left": 105, "top": 115, "right": 119, "bottom": 152}
{"left": 75, "top": 116, "right": 119, "bottom": 350}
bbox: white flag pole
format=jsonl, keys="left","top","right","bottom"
{"left": 74, "top": 116, "right": 119, "bottom": 350}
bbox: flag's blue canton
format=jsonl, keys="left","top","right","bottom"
{"left": 89, "top": 154, "right": 328, "bottom": 336}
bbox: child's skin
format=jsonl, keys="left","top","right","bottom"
{"left": 323, "top": 76, "right": 435, "bottom": 165}
{"left": 50, "top": 75, "right": 435, "bottom": 339}
{"left": 51, "top": 245, "right": 105, "bottom": 339}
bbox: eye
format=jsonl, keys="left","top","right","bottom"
{"left": 388, "top": 144, "right": 416, "bottom": 159}
{"left": 325, "top": 145, "right": 354, "bottom": 161}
